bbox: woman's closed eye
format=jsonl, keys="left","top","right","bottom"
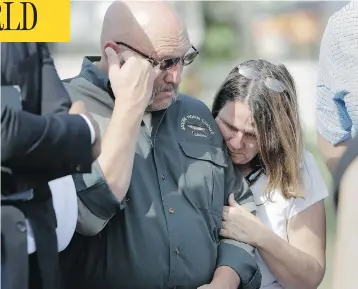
{"left": 244, "top": 132, "right": 256, "bottom": 139}
{"left": 225, "top": 122, "right": 238, "bottom": 133}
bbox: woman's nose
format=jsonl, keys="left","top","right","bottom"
{"left": 229, "top": 132, "right": 245, "bottom": 150}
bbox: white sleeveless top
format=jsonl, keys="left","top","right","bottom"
{"left": 250, "top": 150, "right": 329, "bottom": 289}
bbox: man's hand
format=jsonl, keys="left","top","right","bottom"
{"left": 104, "top": 47, "right": 161, "bottom": 109}
{"left": 69, "top": 101, "right": 101, "bottom": 160}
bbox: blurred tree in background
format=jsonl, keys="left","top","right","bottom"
{"left": 202, "top": 2, "right": 242, "bottom": 64}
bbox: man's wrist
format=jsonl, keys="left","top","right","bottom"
{"left": 112, "top": 100, "right": 146, "bottom": 125}
{"left": 114, "top": 102, "right": 147, "bottom": 117}
{"left": 113, "top": 90, "right": 149, "bottom": 112}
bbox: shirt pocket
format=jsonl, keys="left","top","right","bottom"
{"left": 179, "top": 140, "right": 227, "bottom": 211}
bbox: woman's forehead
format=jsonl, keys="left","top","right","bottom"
{"left": 219, "top": 101, "right": 255, "bottom": 131}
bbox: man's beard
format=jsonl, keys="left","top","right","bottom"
{"left": 145, "top": 84, "right": 179, "bottom": 112}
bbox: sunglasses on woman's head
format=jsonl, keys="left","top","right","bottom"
{"left": 236, "top": 65, "right": 286, "bottom": 93}
{"left": 115, "top": 42, "right": 199, "bottom": 70}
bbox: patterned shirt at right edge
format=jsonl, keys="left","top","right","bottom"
{"left": 316, "top": 0, "right": 358, "bottom": 145}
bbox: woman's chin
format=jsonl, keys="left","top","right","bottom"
{"left": 230, "top": 154, "right": 249, "bottom": 165}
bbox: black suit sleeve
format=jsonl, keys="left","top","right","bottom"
{"left": 1, "top": 105, "right": 93, "bottom": 177}
{"left": 39, "top": 43, "right": 73, "bottom": 114}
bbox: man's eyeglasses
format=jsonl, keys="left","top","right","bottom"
{"left": 115, "top": 42, "right": 199, "bottom": 70}
{"left": 236, "top": 65, "right": 286, "bottom": 93}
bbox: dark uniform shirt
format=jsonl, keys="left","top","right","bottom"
{"left": 60, "top": 57, "right": 262, "bottom": 289}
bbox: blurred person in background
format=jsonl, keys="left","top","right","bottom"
{"left": 331, "top": 135, "right": 358, "bottom": 289}
{"left": 59, "top": 1, "right": 262, "bottom": 289}
{"left": 1, "top": 42, "right": 100, "bottom": 289}
{"left": 212, "top": 60, "right": 328, "bottom": 289}
{"left": 316, "top": 0, "right": 358, "bottom": 174}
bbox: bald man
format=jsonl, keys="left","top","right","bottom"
{"left": 59, "top": 1, "right": 261, "bottom": 289}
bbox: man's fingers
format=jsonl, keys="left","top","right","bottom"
{"left": 222, "top": 208, "right": 229, "bottom": 221}
{"left": 228, "top": 193, "right": 239, "bottom": 208}
{"left": 221, "top": 221, "right": 229, "bottom": 230}
{"left": 104, "top": 47, "right": 119, "bottom": 65}
{"left": 106, "top": 48, "right": 160, "bottom": 80}
{"left": 120, "top": 50, "right": 161, "bottom": 78}
{"left": 118, "top": 50, "right": 138, "bottom": 67}
{"left": 69, "top": 101, "right": 86, "bottom": 114}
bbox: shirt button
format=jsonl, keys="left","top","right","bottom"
{"left": 161, "top": 174, "right": 165, "bottom": 180}
{"left": 16, "top": 221, "right": 26, "bottom": 233}
{"left": 169, "top": 208, "right": 175, "bottom": 214}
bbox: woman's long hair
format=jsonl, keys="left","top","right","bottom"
{"left": 212, "top": 60, "right": 304, "bottom": 199}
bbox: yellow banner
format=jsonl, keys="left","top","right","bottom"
{"left": 0, "top": 0, "right": 70, "bottom": 42}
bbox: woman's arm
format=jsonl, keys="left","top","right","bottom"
{"left": 221, "top": 195, "right": 326, "bottom": 289}
{"left": 255, "top": 201, "right": 326, "bottom": 289}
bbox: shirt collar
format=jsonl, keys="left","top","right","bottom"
{"left": 80, "top": 56, "right": 112, "bottom": 94}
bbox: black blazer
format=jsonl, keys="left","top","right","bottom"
{"left": 1, "top": 42, "right": 93, "bottom": 182}
{"left": 2, "top": 42, "right": 72, "bottom": 115}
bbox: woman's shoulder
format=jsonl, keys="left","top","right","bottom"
{"left": 301, "top": 149, "right": 327, "bottom": 188}
{"left": 301, "top": 149, "right": 316, "bottom": 165}
{"left": 287, "top": 149, "right": 329, "bottom": 219}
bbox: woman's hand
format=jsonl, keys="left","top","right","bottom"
{"left": 220, "top": 193, "right": 267, "bottom": 246}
